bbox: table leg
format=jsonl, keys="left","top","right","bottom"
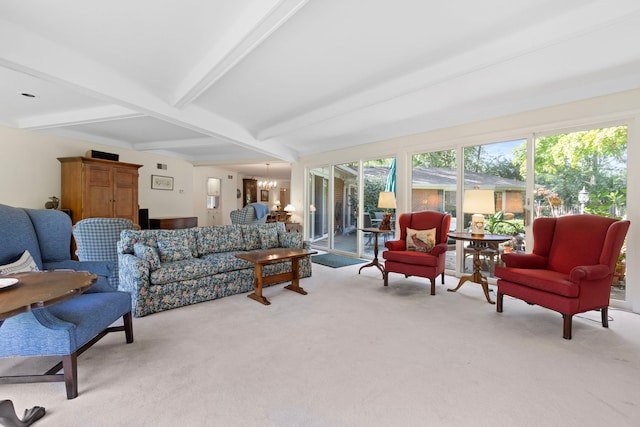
{"left": 447, "top": 245, "right": 495, "bottom": 304}
{"left": 247, "top": 263, "right": 270, "bottom": 305}
{"left": 358, "top": 232, "right": 385, "bottom": 278}
{"left": 284, "top": 258, "right": 307, "bottom": 295}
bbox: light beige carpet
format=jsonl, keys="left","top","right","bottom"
{"left": 2, "top": 264, "right": 640, "bottom": 426}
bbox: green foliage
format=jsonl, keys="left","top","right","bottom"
{"left": 513, "top": 126, "right": 627, "bottom": 216}
{"left": 485, "top": 211, "right": 525, "bottom": 235}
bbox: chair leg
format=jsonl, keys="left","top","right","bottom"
{"left": 123, "top": 311, "right": 134, "bottom": 343}
{"left": 562, "top": 314, "right": 572, "bottom": 340}
{"left": 601, "top": 307, "right": 609, "bottom": 328}
{"left": 441, "top": 272, "right": 445, "bottom": 284}
{"left": 496, "top": 292, "right": 503, "bottom": 313}
{"left": 383, "top": 271, "right": 388, "bottom": 286}
{"left": 429, "top": 278, "right": 436, "bottom": 295}
{"left": 62, "top": 353, "right": 78, "bottom": 399}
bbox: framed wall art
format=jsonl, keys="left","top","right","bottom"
{"left": 151, "top": 175, "right": 174, "bottom": 190}
{"left": 260, "top": 189, "right": 269, "bottom": 201}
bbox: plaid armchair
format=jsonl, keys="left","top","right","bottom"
{"left": 73, "top": 218, "right": 137, "bottom": 288}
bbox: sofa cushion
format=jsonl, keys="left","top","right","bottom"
{"left": 197, "top": 225, "right": 244, "bottom": 255}
{"left": 405, "top": 227, "right": 435, "bottom": 252}
{"left": 155, "top": 229, "right": 196, "bottom": 262}
{"left": 383, "top": 249, "right": 439, "bottom": 267}
{"left": 239, "top": 225, "right": 261, "bottom": 251}
{"left": 133, "top": 243, "right": 161, "bottom": 270}
{"left": 278, "top": 231, "right": 303, "bottom": 248}
{"left": 0, "top": 204, "right": 44, "bottom": 269}
{"left": 200, "top": 252, "right": 254, "bottom": 274}
{"left": 495, "top": 267, "right": 578, "bottom": 298}
{"left": 150, "top": 258, "right": 220, "bottom": 285}
{"left": 259, "top": 227, "right": 279, "bottom": 249}
{"left": 0, "top": 250, "right": 40, "bottom": 275}
{"left": 26, "top": 209, "right": 73, "bottom": 263}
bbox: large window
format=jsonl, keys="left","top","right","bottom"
{"left": 462, "top": 140, "right": 526, "bottom": 277}
{"left": 533, "top": 125, "right": 628, "bottom": 300}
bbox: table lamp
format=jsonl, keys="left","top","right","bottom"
{"left": 463, "top": 188, "right": 495, "bottom": 235}
{"left": 377, "top": 191, "right": 396, "bottom": 230}
{"left": 284, "top": 204, "right": 295, "bottom": 223}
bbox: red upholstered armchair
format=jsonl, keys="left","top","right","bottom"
{"left": 382, "top": 211, "right": 451, "bottom": 295}
{"left": 494, "top": 215, "right": 629, "bottom": 339}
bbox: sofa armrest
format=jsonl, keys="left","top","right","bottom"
{"left": 385, "top": 239, "right": 405, "bottom": 251}
{"left": 570, "top": 264, "right": 610, "bottom": 283}
{"left": 430, "top": 242, "right": 448, "bottom": 256}
{"left": 118, "top": 253, "right": 150, "bottom": 292}
{"left": 43, "top": 260, "right": 115, "bottom": 293}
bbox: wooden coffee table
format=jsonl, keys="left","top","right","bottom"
{"left": 236, "top": 248, "right": 317, "bottom": 305}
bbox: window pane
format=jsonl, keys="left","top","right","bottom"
{"left": 534, "top": 126, "right": 627, "bottom": 300}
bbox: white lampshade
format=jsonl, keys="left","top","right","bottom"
{"left": 463, "top": 189, "right": 495, "bottom": 214}
{"left": 463, "top": 189, "right": 495, "bottom": 235}
{"left": 377, "top": 192, "right": 396, "bottom": 210}
{"left": 284, "top": 204, "right": 295, "bottom": 212}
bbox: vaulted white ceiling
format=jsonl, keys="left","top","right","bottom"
{"left": 2, "top": 0, "right": 640, "bottom": 179}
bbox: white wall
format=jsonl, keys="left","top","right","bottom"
{"left": 0, "top": 125, "right": 195, "bottom": 219}
{"left": 192, "top": 166, "right": 240, "bottom": 226}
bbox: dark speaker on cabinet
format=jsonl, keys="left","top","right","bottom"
{"left": 138, "top": 208, "right": 150, "bottom": 229}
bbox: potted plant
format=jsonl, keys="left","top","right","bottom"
{"left": 503, "top": 240, "right": 514, "bottom": 253}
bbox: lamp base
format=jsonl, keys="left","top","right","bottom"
{"left": 470, "top": 213, "right": 485, "bottom": 235}
{"left": 379, "top": 212, "right": 392, "bottom": 230}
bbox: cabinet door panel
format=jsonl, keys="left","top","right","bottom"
{"left": 85, "top": 164, "right": 113, "bottom": 217}
{"left": 114, "top": 167, "right": 138, "bottom": 222}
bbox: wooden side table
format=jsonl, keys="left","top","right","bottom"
{"left": 447, "top": 232, "right": 511, "bottom": 304}
{"left": 358, "top": 227, "right": 393, "bottom": 278}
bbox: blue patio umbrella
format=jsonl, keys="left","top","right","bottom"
{"left": 385, "top": 157, "right": 396, "bottom": 194}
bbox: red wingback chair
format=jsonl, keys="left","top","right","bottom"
{"left": 494, "top": 215, "right": 629, "bottom": 339}
{"left": 382, "top": 211, "right": 451, "bottom": 295}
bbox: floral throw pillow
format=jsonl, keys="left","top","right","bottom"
{"left": 405, "top": 227, "right": 436, "bottom": 253}
{"left": 278, "top": 231, "right": 303, "bottom": 248}
{"left": 259, "top": 227, "right": 280, "bottom": 249}
{"left": 133, "top": 243, "right": 161, "bottom": 270}
{"left": 156, "top": 230, "right": 195, "bottom": 262}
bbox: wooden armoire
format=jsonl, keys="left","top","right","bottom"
{"left": 58, "top": 157, "right": 142, "bottom": 224}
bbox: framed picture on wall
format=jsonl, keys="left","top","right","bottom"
{"left": 260, "top": 189, "right": 269, "bottom": 201}
{"left": 151, "top": 175, "right": 174, "bottom": 190}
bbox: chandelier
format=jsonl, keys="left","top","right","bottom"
{"left": 258, "top": 163, "right": 277, "bottom": 190}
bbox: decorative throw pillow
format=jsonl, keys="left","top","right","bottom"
{"left": 405, "top": 227, "right": 436, "bottom": 253}
{"left": 259, "top": 227, "right": 280, "bottom": 249}
{"left": 156, "top": 230, "right": 195, "bottom": 263}
{"left": 133, "top": 243, "right": 161, "bottom": 270}
{"left": 278, "top": 230, "right": 303, "bottom": 248}
{"left": 0, "top": 250, "right": 40, "bottom": 275}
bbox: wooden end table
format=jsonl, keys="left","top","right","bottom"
{"left": 0, "top": 270, "right": 97, "bottom": 426}
{"left": 358, "top": 228, "right": 393, "bottom": 278}
{"left": 447, "top": 232, "right": 511, "bottom": 304}
{"left": 236, "top": 248, "right": 317, "bottom": 305}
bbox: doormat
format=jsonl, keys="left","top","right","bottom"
{"left": 311, "top": 253, "right": 367, "bottom": 268}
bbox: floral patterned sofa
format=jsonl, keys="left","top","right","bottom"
{"left": 117, "top": 222, "right": 311, "bottom": 317}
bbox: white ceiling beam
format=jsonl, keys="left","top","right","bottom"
{"left": 171, "top": 0, "right": 309, "bottom": 108}
{"left": 0, "top": 17, "right": 298, "bottom": 162}
{"left": 19, "top": 105, "right": 142, "bottom": 130}
{"left": 133, "top": 137, "right": 225, "bottom": 151}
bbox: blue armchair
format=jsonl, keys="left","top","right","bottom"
{"left": 0, "top": 204, "right": 133, "bottom": 399}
